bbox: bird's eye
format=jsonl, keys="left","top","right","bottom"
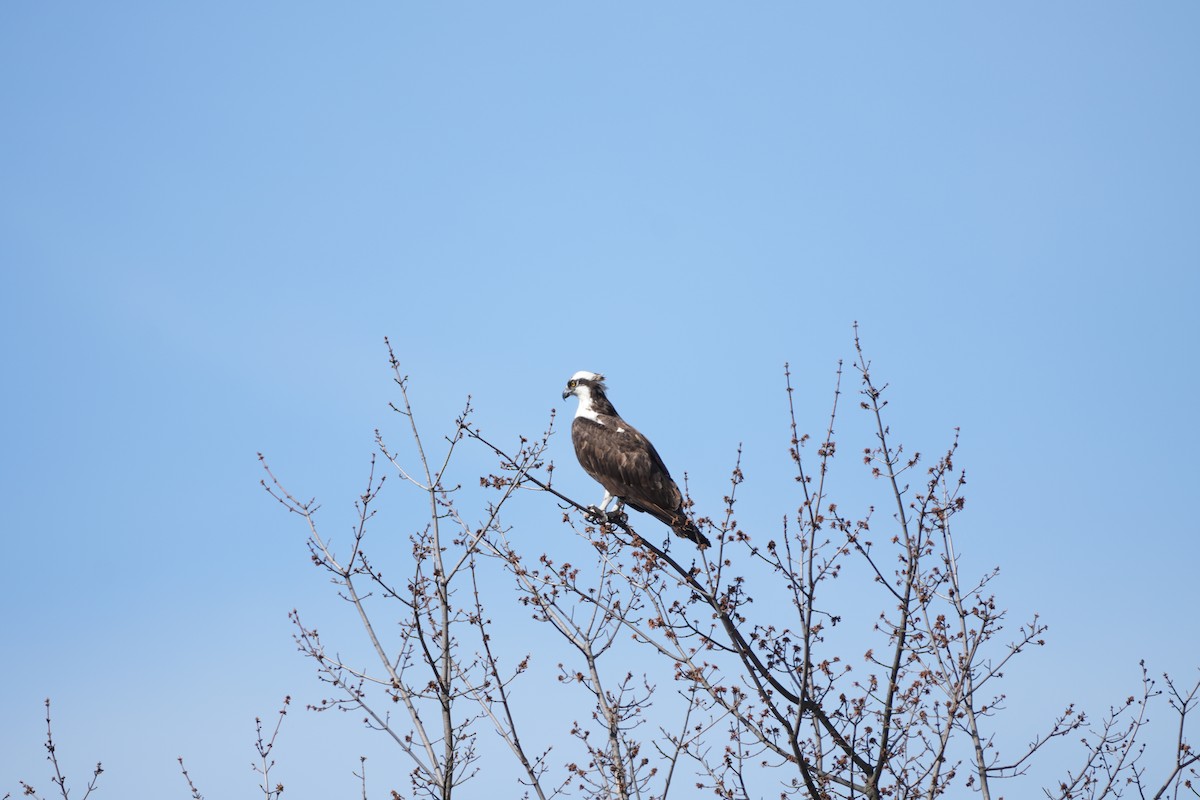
{"left": 568, "top": 379, "right": 577, "bottom": 388}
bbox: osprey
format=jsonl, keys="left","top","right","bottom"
{"left": 562, "top": 371, "right": 710, "bottom": 549}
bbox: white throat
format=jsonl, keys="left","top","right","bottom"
{"left": 573, "top": 385, "right": 603, "bottom": 424}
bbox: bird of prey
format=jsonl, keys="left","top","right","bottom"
{"left": 562, "top": 371, "right": 710, "bottom": 549}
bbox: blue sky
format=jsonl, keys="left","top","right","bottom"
{"left": 2, "top": 3, "right": 1198, "bottom": 797}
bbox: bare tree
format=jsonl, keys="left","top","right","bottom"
{"left": 260, "top": 338, "right": 567, "bottom": 800}
{"left": 16, "top": 335, "right": 1190, "bottom": 798}
{"left": 254, "top": 329, "right": 1198, "bottom": 800}
{"left": 8, "top": 699, "right": 103, "bottom": 800}
{"left": 176, "top": 696, "right": 292, "bottom": 800}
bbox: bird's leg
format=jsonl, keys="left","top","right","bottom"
{"left": 585, "top": 492, "right": 629, "bottom": 526}
{"left": 585, "top": 491, "right": 615, "bottom": 524}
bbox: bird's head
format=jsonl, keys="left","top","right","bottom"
{"left": 563, "top": 371, "right": 606, "bottom": 401}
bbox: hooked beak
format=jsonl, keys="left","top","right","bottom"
{"left": 562, "top": 389, "right": 572, "bottom": 400}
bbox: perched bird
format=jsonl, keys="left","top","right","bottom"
{"left": 562, "top": 371, "right": 710, "bottom": 549}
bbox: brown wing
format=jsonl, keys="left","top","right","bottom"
{"left": 572, "top": 415, "right": 682, "bottom": 522}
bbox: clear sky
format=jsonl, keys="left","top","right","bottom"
{"left": 2, "top": 3, "right": 1198, "bottom": 797}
